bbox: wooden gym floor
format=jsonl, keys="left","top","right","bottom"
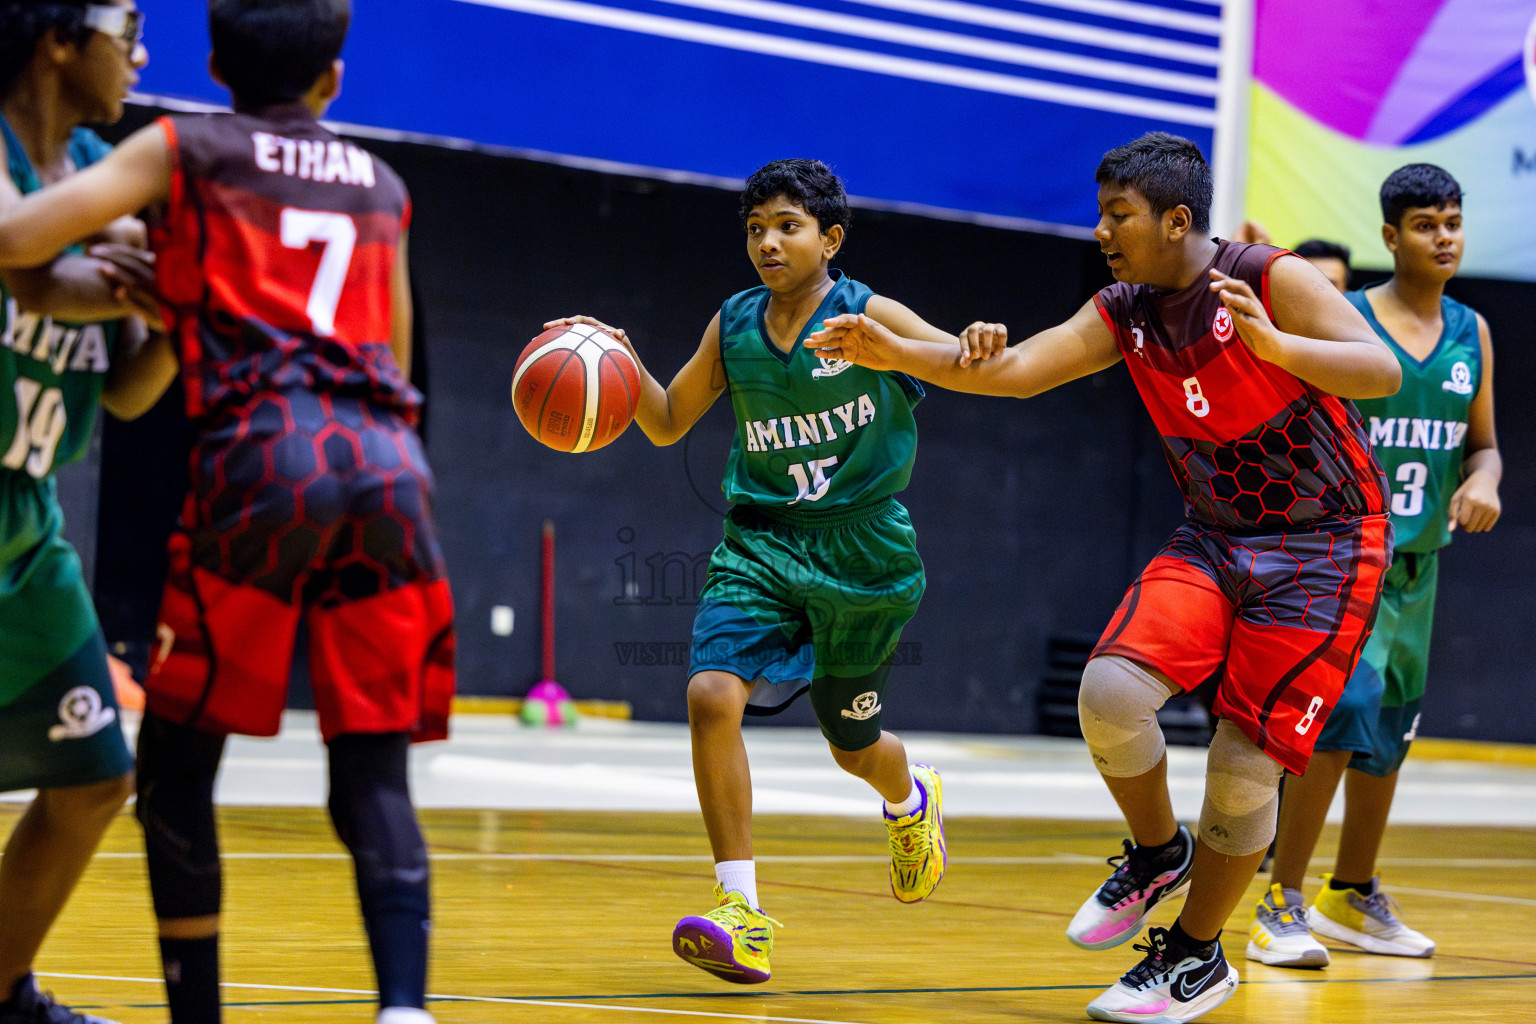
{"left": 8, "top": 716, "right": 1536, "bottom": 1023}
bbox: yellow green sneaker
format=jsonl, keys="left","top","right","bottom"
{"left": 886, "top": 763, "right": 946, "bottom": 903}
{"left": 672, "top": 884, "right": 782, "bottom": 983}
{"left": 1309, "top": 874, "right": 1435, "bottom": 957}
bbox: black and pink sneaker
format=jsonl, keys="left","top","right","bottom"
{"left": 1087, "top": 926, "right": 1237, "bottom": 1023}
{"left": 1068, "top": 826, "right": 1194, "bottom": 951}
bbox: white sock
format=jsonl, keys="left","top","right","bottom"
{"left": 883, "top": 767, "right": 922, "bottom": 818}
{"left": 715, "top": 860, "right": 759, "bottom": 908}
{"left": 377, "top": 1009, "right": 435, "bottom": 1024}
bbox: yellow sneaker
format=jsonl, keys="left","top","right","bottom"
{"left": 1309, "top": 874, "right": 1435, "bottom": 957}
{"left": 672, "top": 884, "right": 782, "bottom": 983}
{"left": 1246, "top": 883, "right": 1329, "bottom": 968}
{"left": 886, "top": 763, "right": 946, "bottom": 903}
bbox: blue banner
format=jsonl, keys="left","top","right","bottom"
{"left": 139, "top": 0, "right": 1223, "bottom": 232}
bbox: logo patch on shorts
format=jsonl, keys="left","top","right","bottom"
{"left": 841, "top": 691, "right": 882, "bottom": 720}
{"left": 48, "top": 686, "right": 117, "bottom": 742}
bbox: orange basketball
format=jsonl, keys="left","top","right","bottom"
{"left": 512, "top": 323, "right": 640, "bottom": 452}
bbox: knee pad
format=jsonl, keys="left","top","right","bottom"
{"left": 1078, "top": 655, "right": 1171, "bottom": 778}
{"left": 1199, "top": 719, "right": 1284, "bottom": 856}
{"left": 134, "top": 712, "right": 227, "bottom": 920}
{"left": 327, "top": 734, "right": 429, "bottom": 917}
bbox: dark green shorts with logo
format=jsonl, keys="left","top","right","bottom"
{"left": 1315, "top": 550, "right": 1437, "bottom": 777}
{"left": 689, "top": 498, "right": 925, "bottom": 751}
{"left": 0, "top": 629, "right": 132, "bottom": 792}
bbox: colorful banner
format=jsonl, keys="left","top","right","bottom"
{"left": 1247, "top": 0, "right": 1536, "bottom": 281}
{"left": 135, "top": 0, "right": 1225, "bottom": 234}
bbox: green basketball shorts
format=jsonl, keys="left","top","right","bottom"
{"left": 0, "top": 629, "right": 132, "bottom": 792}
{"left": 689, "top": 498, "right": 925, "bottom": 750}
{"left": 1315, "top": 550, "right": 1438, "bottom": 777}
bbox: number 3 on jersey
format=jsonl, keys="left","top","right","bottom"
{"left": 1392, "top": 461, "right": 1427, "bottom": 518}
{"left": 280, "top": 208, "right": 356, "bottom": 337}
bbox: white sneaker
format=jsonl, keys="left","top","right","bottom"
{"left": 1087, "top": 927, "right": 1238, "bottom": 1023}
{"left": 1246, "top": 884, "right": 1329, "bottom": 968}
{"left": 1308, "top": 874, "right": 1435, "bottom": 957}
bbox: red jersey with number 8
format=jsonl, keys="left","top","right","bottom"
{"left": 151, "top": 105, "right": 418, "bottom": 427}
{"left": 1094, "top": 240, "right": 1387, "bottom": 532}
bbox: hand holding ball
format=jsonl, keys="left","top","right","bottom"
{"left": 513, "top": 322, "right": 640, "bottom": 452}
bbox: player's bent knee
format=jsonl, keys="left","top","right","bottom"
{"left": 827, "top": 736, "right": 880, "bottom": 774}
{"left": 1199, "top": 719, "right": 1283, "bottom": 856}
{"left": 685, "top": 671, "right": 750, "bottom": 723}
{"left": 327, "top": 734, "right": 430, "bottom": 917}
{"left": 1078, "top": 655, "right": 1171, "bottom": 778}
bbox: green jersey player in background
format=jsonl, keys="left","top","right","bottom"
{"left": 545, "top": 159, "right": 987, "bottom": 986}
{"left": 1248, "top": 163, "right": 1502, "bottom": 969}
{"left": 0, "top": 3, "right": 161, "bottom": 1022}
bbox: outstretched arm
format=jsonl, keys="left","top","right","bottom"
{"left": 540, "top": 314, "right": 726, "bottom": 446}
{"left": 1447, "top": 313, "right": 1501, "bottom": 533}
{"left": 1211, "top": 255, "right": 1400, "bottom": 398}
{"left": 0, "top": 123, "right": 171, "bottom": 268}
{"left": 806, "top": 297, "right": 1121, "bottom": 398}
{"left": 862, "top": 294, "right": 1004, "bottom": 363}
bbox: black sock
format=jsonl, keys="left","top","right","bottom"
{"left": 1330, "top": 876, "right": 1374, "bottom": 897}
{"left": 1135, "top": 826, "right": 1188, "bottom": 867}
{"left": 1169, "top": 920, "right": 1219, "bottom": 954}
{"left": 159, "top": 936, "right": 221, "bottom": 1024}
{"left": 365, "top": 905, "right": 429, "bottom": 1009}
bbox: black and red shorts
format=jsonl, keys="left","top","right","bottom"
{"left": 1093, "top": 514, "right": 1390, "bottom": 774}
{"left": 146, "top": 391, "right": 455, "bottom": 742}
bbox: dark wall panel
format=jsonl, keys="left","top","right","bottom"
{"left": 91, "top": 109, "right": 1533, "bottom": 740}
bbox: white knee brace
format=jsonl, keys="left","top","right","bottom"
{"left": 1078, "top": 655, "right": 1171, "bottom": 779}
{"left": 1199, "top": 719, "right": 1284, "bottom": 856}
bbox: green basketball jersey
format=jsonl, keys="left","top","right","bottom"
{"left": 717, "top": 272, "right": 922, "bottom": 512}
{"left": 1349, "top": 286, "right": 1481, "bottom": 553}
{"left": 1, "top": 116, "right": 118, "bottom": 588}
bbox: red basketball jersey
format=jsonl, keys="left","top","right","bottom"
{"left": 152, "top": 105, "right": 417, "bottom": 427}
{"left": 1094, "top": 240, "right": 1387, "bottom": 531}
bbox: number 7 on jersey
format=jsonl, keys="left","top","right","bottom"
{"left": 280, "top": 207, "right": 357, "bottom": 337}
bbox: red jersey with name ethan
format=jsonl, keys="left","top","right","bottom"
{"left": 152, "top": 105, "right": 418, "bottom": 428}
{"left": 1094, "top": 240, "right": 1387, "bottom": 531}
{"left": 1089, "top": 241, "right": 1391, "bottom": 775}
{"left": 143, "top": 106, "right": 453, "bottom": 743}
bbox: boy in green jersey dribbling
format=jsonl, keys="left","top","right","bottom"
{"left": 546, "top": 159, "right": 988, "bottom": 985}
{"left": 1248, "top": 164, "right": 1502, "bottom": 969}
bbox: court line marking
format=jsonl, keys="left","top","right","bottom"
{"left": 86, "top": 851, "right": 1536, "bottom": 870}
{"left": 84, "top": 851, "right": 1536, "bottom": 907}
{"left": 42, "top": 970, "right": 1536, "bottom": 1011}
{"left": 40, "top": 974, "right": 878, "bottom": 1024}
{"left": 1381, "top": 885, "right": 1536, "bottom": 908}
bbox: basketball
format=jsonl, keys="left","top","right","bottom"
{"left": 512, "top": 323, "right": 640, "bottom": 453}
